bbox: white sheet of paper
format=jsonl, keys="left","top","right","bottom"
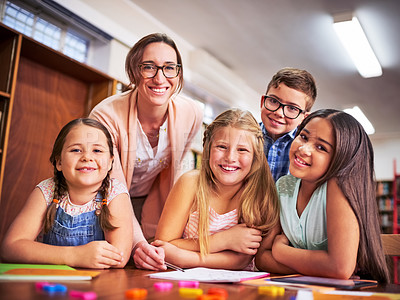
{"left": 148, "top": 267, "right": 269, "bottom": 283}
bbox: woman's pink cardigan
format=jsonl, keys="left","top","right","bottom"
{"left": 89, "top": 89, "right": 203, "bottom": 241}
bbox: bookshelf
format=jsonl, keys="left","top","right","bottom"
{"left": 392, "top": 161, "right": 400, "bottom": 284}
{"left": 393, "top": 161, "right": 400, "bottom": 235}
{"left": 376, "top": 181, "right": 394, "bottom": 234}
{"left": 0, "top": 23, "right": 117, "bottom": 245}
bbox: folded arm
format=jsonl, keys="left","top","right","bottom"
{"left": 271, "top": 179, "right": 359, "bottom": 279}
{"left": 1, "top": 188, "right": 127, "bottom": 269}
{"left": 152, "top": 240, "right": 252, "bottom": 270}
{"left": 255, "top": 224, "right": 296, "bottom": 274}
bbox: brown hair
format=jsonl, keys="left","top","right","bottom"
{"left": 43, "top": 118, "right": 116, "bottom": 234}
{"left": 296, "top": 109, "right": 390, "bottom": 283}
{"left": 267, "top": 67, "right": 317, "bottom": 111}
{"left": 195, "top": 109, "right": 279, "bottom": 256}
{"left": 125, "top": 33, "right": 183, "bottom": 94}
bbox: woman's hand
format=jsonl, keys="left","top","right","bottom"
{"left": 132, "top": 240, "right": 166, "bottom": 271}
{"left": 68, "top": 241, "right": 124, "bottom": 269}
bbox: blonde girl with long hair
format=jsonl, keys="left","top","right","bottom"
{"left": 153, "top": 109, "right": 279, "bottom": 269}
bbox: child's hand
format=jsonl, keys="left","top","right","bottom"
{"left": 132, "top": 240, "right": 166, "bottom": 271}
{"left": 222, "top": 223, "right": 262, "bottom": 255}
{"left": 151, "top": 240, "right": 185, "bottom": 266}
{"left": 69, "top": 241, "right": 123, "bottom": 269}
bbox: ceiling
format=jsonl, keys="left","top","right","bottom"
{"left": 130, "top": 0, "right": 400, "bottom": 140}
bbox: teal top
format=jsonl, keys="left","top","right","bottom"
{"left": 277, "top": 174, "right": 328, "bottom": 250}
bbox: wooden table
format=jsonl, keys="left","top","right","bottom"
{"left": 0, "top": 266, "right": 399, "bottom": 300}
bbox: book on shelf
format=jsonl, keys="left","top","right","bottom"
{"left": 376, "top": 181, "right": 391, "bottom": 196}
{"left": 378, "top": 197, "right": 393, "bottom": 211}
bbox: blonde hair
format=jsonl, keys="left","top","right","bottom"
{"left": 194, "top": 109, "right": 279, "bottom": 256}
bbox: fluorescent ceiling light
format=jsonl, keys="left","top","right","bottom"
{"left": 333, "top": 13, "right": 382, "bottom": 78}
{"left": 344, "top": 106, "right": 375, "bottom": 135}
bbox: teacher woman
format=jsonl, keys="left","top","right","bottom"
{"left": 90, "top": 33, "right": 203, "bottom": 270}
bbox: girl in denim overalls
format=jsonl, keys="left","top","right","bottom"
{"left": 1, "top": 119, "right": 134, "bottom": 269}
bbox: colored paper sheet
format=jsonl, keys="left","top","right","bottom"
{"left": 0, "top": 263, "right": 100, "bottom": 281}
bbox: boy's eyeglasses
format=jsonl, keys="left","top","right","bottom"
{"left": 138, "top": 63, "right": 181, "bottom": 78}
{"left": 262, "top": 95, "right": 305, "bottom": 119}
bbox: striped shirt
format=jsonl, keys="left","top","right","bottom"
{"left": 183, "top": 207, "right": 254, "bottom": 270}
{"left": 260, "top": 122, "right": 297, "bottom": 182}
{"left": 183, "top": 207, "right": 238, "bottom": 238}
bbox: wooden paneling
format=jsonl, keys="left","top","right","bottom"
{"left": 0, "top": 28, "right": 21, "bottom": 205}
{"left": 0, "top": 57, "right": 90, "bottom": 242}
{"left": 86, "top": 80, "right": 115, "bottom": 114}
{"left": 0, "top": 27, "right": 18, "bottom": 94}
{"left": 0, "top": 23, "right": 117, "bottom": 246}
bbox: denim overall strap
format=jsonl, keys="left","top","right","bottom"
{"left": 43, "top": 193, "right": 105, "bottom": 246}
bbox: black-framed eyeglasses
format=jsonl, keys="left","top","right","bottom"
{"left": 262, "top": 95, "right": 305, "bottom": 119}
{"left": 138, "top": 63, "right": 181, "bottom": 78}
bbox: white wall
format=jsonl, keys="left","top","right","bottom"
{"left": 54, "top": 0, "right": 260, "bottom": 120}
{"left": 107, "top": 40, "right": 130, "bottom": 83}
{"left": 55, "top": 0, "right": 400, "bottom": 181}
{"left": 371, "top": 138, "right": 400, "bottom": 181}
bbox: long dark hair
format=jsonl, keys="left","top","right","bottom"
{"left": 296, "top": 109, "right": 389, "bottom": 283}
{"left": 43, "top": 118, "right": 116, "bottom": 234}
{"left": 125, "top": 33, "right": 183, "bottom": 94}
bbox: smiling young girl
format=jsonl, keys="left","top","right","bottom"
{"left": 153, "top": 109, "right": 279, "bottom": 270}
{"left": 255, "top": 109, "right": 389, "bottom": 282}
{"left": 1, "top": 118, "right": 133, "bottom": 269}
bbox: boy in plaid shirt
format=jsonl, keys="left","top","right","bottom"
{"left": 260, "top": 68, "right": 317, "bottom": 181}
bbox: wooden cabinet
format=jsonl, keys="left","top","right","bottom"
{"left": 0, "top": 23, "right": 117, "bottom": 245}
{"left": 0, "top": 24, "right": 21, "bottom": 200}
